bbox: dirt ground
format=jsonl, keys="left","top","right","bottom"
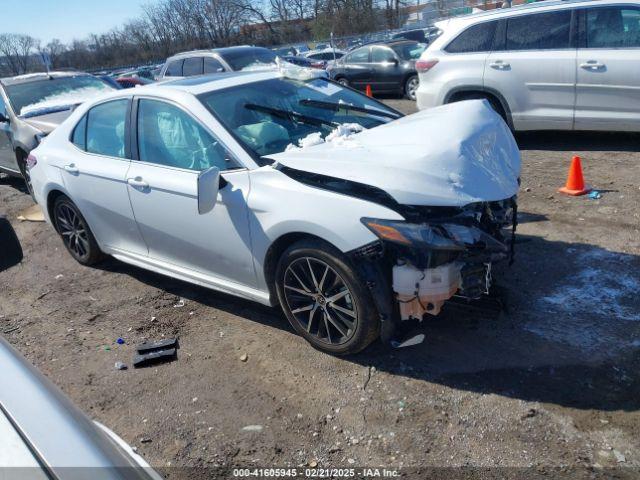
{"left": 1, "top": 100, "right": 639, "bottom": 479}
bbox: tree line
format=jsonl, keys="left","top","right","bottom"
{"left": 0, "top": 0, "right": 422, "bottom": 76}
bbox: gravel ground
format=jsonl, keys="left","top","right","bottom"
{"left": 1, "top": 99, "right": 639, "bottom": 479}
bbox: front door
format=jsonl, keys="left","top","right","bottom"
{"left": 61, "top": 98, "right": 147, "bottom": 255}
{"left": 484, "top": 10, "right": 577, "bottom": 130}
{"left": 341, "top": 47, "right": 373, "bottom": 90}
{"left": 575, "top": 5, "right": 640, "bottom": 131}
{"left": 126, "top": 98, "right": 256, "bottom": 288}
{"left": 369, "top": 45, "right": 403, "bottom": 93}
{"left": 0, "top": 92, "right": 15, "bottom": 172}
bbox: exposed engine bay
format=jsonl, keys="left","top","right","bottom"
{"left": 356, "top": 196, "right": 517, "bottom": 323}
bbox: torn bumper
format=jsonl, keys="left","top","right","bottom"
{"left": 350, "top": 196, "right": 517, "bottom": 339}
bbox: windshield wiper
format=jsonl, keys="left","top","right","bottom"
{"left": 299, "top": 99, "right": 401, "bottom": 120}
{"left": 245, "top": 103, "right": 339, "bottom": 129}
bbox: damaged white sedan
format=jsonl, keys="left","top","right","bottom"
{"left": 29, "top": 70, "right": 520, "bottom": 354}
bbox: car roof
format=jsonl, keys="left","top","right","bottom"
{"left": 0, "top": 71, "right": 90, "bottom": 87}
{"left": 436, "top": 0, "right": 636, "bottom": 29}
{"left": 166, "top": 45, "right": 269, "bottom": 61}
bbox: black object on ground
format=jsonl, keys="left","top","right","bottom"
{"left": 136, "top": 338, "right": 179, "bottom": 354}
{"left": 133, "top": 348, "right": 177, "bottom": 368}
{"left": 0, "top": 216, "right": 23, "bottom": 272}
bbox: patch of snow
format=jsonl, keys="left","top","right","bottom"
{"left": 275, "top": 57, "right": 327, "bottom": 81}
{"left": 526, "top": 248, "right": 640, "bottom": 355}
{"left": 20, "top": 86, "right": 110, "bottom": 116}
{"left": 285, "top": 123, "right": 365, "bottom": 151}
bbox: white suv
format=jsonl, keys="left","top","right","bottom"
{"left": 415, "top": 0, "right": 640, "bottom": 131}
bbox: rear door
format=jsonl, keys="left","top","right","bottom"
{"left": 575, "top": 5, "right": 640, "bottom": 131}
{"left": 62, "top": 98, "right": 148, "bottom": 255}
{"left": 484, "top": 9, "right": 577, "bottom": 130}
{"left": 126, "top": 97, "right": 256, "bottom": 287}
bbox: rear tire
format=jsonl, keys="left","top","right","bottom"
{"left": 336, "top": 77, "right": 349, "bottom": 87}
{"left": 275, "top": 239, "right": 379, "bottom": 355}
{"left": 404, "top": 75, "right": 419, "bottom": 101}
{"left": 52, "top": 195, "right": 105, "bottom": 265}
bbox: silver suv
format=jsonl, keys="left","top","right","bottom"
{"left": 0, "top": 72, "right": 114, "bottom": 197}
{"left": 158, "top": 46, "right": 277, "bottom": 79}
{"left": 416, "top": 0, "right": 640, "bottom": 131}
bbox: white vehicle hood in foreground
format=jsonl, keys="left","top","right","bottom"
{"left": 269, "top": 100, "right": 521, "bottom": 207}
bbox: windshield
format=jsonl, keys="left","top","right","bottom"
{"left": 391, "top": 42, "right": 427, "bottom": 60}
{"left": 221, "top": 48, "right": 278, "bottom": 71}
{"left": 5, "top": 75, "right": 114, "bottom": 117}
{"left": 199, "top": 77, "right": 400, "bottom": 160}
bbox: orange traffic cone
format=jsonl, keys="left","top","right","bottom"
{"left": 365, "top": 84, "right": 373, "bottom": 97}
{"left": 559, "top": 156, "right": 591, "bottom": 196}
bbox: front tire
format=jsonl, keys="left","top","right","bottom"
{"left": 53, "top": 195, "right": 104, "bottom": 265}
{"left": 275, "top": 239, "right": 379, "bottom": 355}
{"left": 336, "top": 77, "right": 350, "bottom": 87}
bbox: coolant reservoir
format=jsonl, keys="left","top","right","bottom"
{"left": 392, "top": 262, "right": 462, "bottom": 319}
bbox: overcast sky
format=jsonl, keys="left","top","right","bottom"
{"left": 0, "top": 0, "right": 152, "bottom": 44}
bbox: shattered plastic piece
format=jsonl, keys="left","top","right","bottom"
{"left": 588, "top": 190, "right": 602, "bottom": 200}
{"left": 16, "top": 204, "right": 45, "bottom": 222}
{"left": 241, "top": 425, "right": 264, "bottom": 432}
{"left": 116, "top": 337, "right": 125, "bottom": 345}
{"left": 173, "top": 298, "right": 185, "bottom": 308}
{"left": 133, "top": 348, "right": 177, "bottom": 368}
{"left": 137, "top": 338, "right": 178, "bottom": 354}
{"left": 391, "top": 333, "right": 425, "bottom": 349}
{"left": 115, "top": 361, "right": 127, "bottom": 370}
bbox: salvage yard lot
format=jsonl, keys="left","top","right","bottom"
{"left": 1, "top": 99, "right": 640, "bottom": 478}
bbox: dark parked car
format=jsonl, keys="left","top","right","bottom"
{"left": 328, "top": 40, "right": 427, "bottom": 100}
{"left": 115, "top": 76, "right": 154, "bottom": 89}
{"left": 158, "top": 46, "right": 277, "bottom": 79}
{"left": 0, "top": 72, "right": 115, "bottom": 198}
{"left": 391, "top": 26, "right": 442, "bottom": 43}
{"left": 282, "top": 55, "right": 316, "bottom": 68}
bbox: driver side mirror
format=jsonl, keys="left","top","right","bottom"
{"left": 197, "top": 166, "right": 221, "bottom": 215}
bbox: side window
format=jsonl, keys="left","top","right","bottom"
{"left": 203, "top": 57, "right": 225, "bottom": 74}
{"left": 86, "top": 100, "right": 128, "bottom": 158}
{"left": 71, "top": 114, "right": 87, "bottom": 150}
{"left": 137, "top": 99, "right": 238, "bottom": 172}
{"left": 165, "top": 59, "right": 184, "bottom": 77}
{"left": 345, "top": 47, "right": 369, "bottom": 64}
{"left": 587, "top": 7, "right": 640, "bottom": 48}
{"left": 506, "top": 11, "right": 572, "bottom": 50}
{"left": 446, "top": 21, "right": 497, "bottom": 53}
{"left": 371, "top": 46, "right": 396, "bottom": 63}
{"left": 182, "top": 57, "right": 203, "bottom": 76}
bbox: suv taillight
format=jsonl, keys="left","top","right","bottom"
{"left": 26, "top": 154, "right": 37, "bottom": 169}
{"left": 416, "top": 59, "right": 438, "bottom": 73}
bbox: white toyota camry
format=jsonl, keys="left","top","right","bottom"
{"left": 29, "top": 69, "right": 520, "bottom": 354}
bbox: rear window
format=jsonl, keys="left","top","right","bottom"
{"left": 219, "top": 48, "right": 276, "bottom": 71}
{"left": 165, "top": 59, "right": 184, "bottom": 77}
{"left": 204, "top": 57, "right": 225, "bottom": 73}
{"left": 586, "top": 7, "right": 640, "bottom": 48}
{"left": 446, "top": 21, "right": 497, "bottom": 53}
{"left": 506, "top": 10, "right": 572, "bottom": 50}
{"left": 391, "top": 42, "right": 427, "bottom": 60}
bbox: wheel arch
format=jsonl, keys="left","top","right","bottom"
{"left": 263, "top": 232, "right": 341, "bottom": 305}
{"left": 46, "top": 189, "right": 68, "bottom": 228}
{"left": 444, "top": 86, "right": 513, "bottom": 129}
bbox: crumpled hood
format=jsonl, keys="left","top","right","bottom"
{"left": 269, "top": 100, "right": 521, "bottom": 207}
{"left": 22, "top": 109, "right": 74, "bottom": 134}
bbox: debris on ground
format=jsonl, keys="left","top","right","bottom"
{"left": 588, "top": 190, "right": 602, "bottom": 200}
{"left": 115, "top": 361, "right": 127, "bottom": 370}
{"left": 241, "top": 425, "right": 263, "bottom": 433}
{"left": 16, "top": 204, "right": 45, "bottom": 222}
{"left": 116, "top": 337, "right": 125, "bottom": 345}
{"left": 133, "top": 348, "right": 177, "bottom": 368}
{"left": 137, "top": 338, "right": 178, "bottom": 353}
{"left": 173, "top": 298, "right": 186, "bottom": 308}
{"left": 239, "top": 353, "right": 248, "bottom": 362}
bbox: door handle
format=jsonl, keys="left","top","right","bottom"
{"left": 489, "top": 60, "right": 510, "bottom": 69}
{"left": 64, "top": 164, "right": 79, "bottom": 174}
{"left": 127, "top": 177, "right": 149, "bottom": 189}
{"left": 580, "top": 61, "right": 604, "bottom": 70}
